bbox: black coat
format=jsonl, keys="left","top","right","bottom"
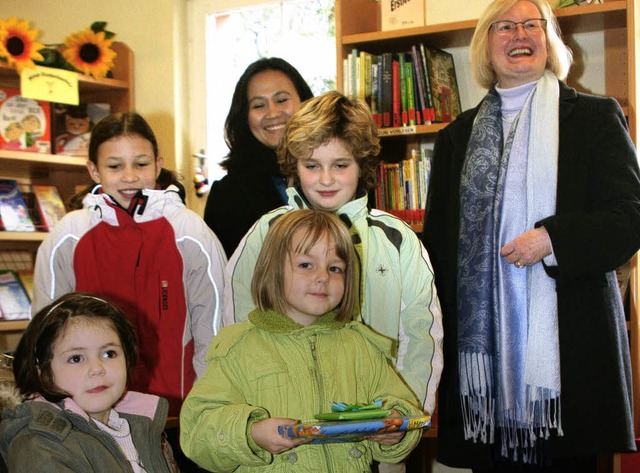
{"left": 422, "top": 81, "right": 640, "bottom": 468}
{"left": 203, "top": 167, "right": 285, "bottom": 258}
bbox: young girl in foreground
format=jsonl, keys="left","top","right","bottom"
{"left": 0, "top": 292, "right": 177, "bottom": 472}
{"left": 180, "top": 209, "right": 423, "bottom": 472}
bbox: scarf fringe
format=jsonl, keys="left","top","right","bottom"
{"left": 460, "top": 351, "right": 563, "bottom": 463}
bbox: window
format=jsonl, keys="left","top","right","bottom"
{"left": 189, "top": 0, "right": 335, "bottom": 182}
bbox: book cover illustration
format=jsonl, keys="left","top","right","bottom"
{"left": 278, "top": 401, "right": 430, "bottom": 444}
{"left": 0, "top": 179, "right": 36, "bottom": 232}
{"left": 279, "top": 414, "right": 431, "bottom": 444}
{"left": 52, "top": 103, "right": 111, "bottom": 156}
{"left": 32, "top": 185, "right": 67, "bottom": 231}
{"left": 424, "top": 46, "right": 462, "bottom": 123}
{"left": 0, "top": 88, "right": 51, "bottom": 154}
{"left": 0, "top": 270, "right": 31, "bottom": 320}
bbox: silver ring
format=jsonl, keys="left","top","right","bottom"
{"left": 515, "top": 261, "right": 524, "bottom": 269}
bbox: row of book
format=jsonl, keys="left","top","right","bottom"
{"left": 343, "top": 43, "right": 462, "bottom": 128}
{"left": 0, "top": 179, "right": 67, "bottom": 232}
{"left": 375, "top": 142, "right": 433, "bottom": 225}
{"left": 0, "top": 87, "right": 110, "bottom": 156}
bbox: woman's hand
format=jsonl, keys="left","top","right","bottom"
{"left": 250, "top": 418, "right": 308, "bottom": 454}
{"left": 500, "top": 227, "right": 552, "bottom": 268}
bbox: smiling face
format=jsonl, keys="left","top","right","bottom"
{"left": 247, "top": 69, "right": 302, "bottom": 149}
{"left": 50, "top": 318, "right": 127, "bottom": 424}
{"left": 489, "top": 0, "right": 548, "bottom": 88}
{"left": 87, "top": 134, "right": 163, "bottom": 209}
{"left": 297, "top": 138, "right": 361, "bottom": 212}
{"left": 283, "top": 229, "right": 346, "bottom": 326}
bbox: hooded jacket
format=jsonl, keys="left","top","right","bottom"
{"left": 224, "top": 187, "right": 444, "bottom": 414}
{"left": 33, "top": 187, "right": 227, "bottom": 416}
{"left": 180, "top": 309, "right": 424, "bottom": 472}
{"left": 0, "top": 388, "right": 177, "bottom": 472}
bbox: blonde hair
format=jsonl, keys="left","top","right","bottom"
{"left": 470, "top": 0, "right": 573, "bottom": 89}
{"left": 277, "top": 91, "right": 381, "bottom": 191}
{"left": 251, "top": 209, "right": 358, "bottom": 322}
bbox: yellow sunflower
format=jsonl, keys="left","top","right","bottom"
{"left": 0, "top": 18, "right": 45, "bottom": 73}
{"left": 62, "top": 27, "right": 116, "bottom": 79}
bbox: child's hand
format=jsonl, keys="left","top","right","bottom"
{"left": 366, "top": 409, "right": 406, "bottom": 445}
{"left": 251, "top": 418, "right": 308, "bottom": 454}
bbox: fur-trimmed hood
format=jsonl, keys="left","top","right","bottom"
{"left": 0, "top": 381, "right": 22, "bottom": 415}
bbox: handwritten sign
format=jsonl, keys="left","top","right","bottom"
{"left": 20, "top": 66, "right": 79, "bottom": 105}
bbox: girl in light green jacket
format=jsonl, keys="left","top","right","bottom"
{"left": 180, "top": 209, "right": 424, "bottom": 472}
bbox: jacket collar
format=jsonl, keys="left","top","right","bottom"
{"left": 248, "top": 308, "right": 346, "bottom": 333}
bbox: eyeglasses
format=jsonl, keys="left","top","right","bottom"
{"left": 490, "top": 18, "right": 547, "bottom": 36}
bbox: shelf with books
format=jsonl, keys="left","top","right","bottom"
{"left": 0, "top": 42, "right": 134, "bottom": 352}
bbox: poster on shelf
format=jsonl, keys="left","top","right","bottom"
{"left": 0, "top": 88, "right": 51, "bottom": 154}
{"left": 380, "top": 0, "right": 425, "bottom": 31}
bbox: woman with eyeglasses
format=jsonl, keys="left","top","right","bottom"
{"left": 422, "top": 0, "right": 640, "bottom": 471}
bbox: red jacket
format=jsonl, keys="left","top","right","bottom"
{"left": 34, "top": 187, "right": 227, "bottom": 415}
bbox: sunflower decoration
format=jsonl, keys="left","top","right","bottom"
{"left": 62, "top": 21, "right": 117, "bottom": 79}
{"left": 0, "top": 18, "right": 45, "bottom": 73}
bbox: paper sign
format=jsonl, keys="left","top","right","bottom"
{"left": 20, "top": 66, "right": 79, "bottom": 105}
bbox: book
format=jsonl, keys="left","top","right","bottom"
{"left": 0, "top": 179, "right": 35, "bottom": 232}
{"left": 410, "top": 46, "right": 427, "bottom": 125}
{"left": 392, "top": 58, "right": 401, "bottom": 128}
{"left": 32, "top": 185, "right": 67, "bottom": 231}
{"left": 19, "top": 184, "right": 47, "bottom": 232}
{"left": 424, "top": 46, "right": 462, "bottom": 123}
{"left": 418, "top": 43, "right": 436, "bottom": 122}
{"left": 380, "top": 52, "right": 394, "bottom": 128}
{"left": 279, "top": 414, "right": 431, "bottom": 444}
{"left": 0, "top": 88, "right": 51, "bottom": 153}
{"left": 52, "top": 102, "right": 111, "bottom": 156}
{"left": 380, "top": 0, "right": 425, "bottom": 31}
{"left": 0, "top": 270, "right": 31, "bottom": 320}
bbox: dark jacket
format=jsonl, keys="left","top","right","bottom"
{"left": 0, "top": 390, "right": 177, "bottom": 472}
{"left": 203, "top": 168, "right": 285, "bottom": 258}
{"left": 422, "top": 81, "right": 640, "bottom": 468}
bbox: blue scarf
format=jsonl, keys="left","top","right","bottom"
{"left": 457, "top": 70, "right": 562, "bottom": 463}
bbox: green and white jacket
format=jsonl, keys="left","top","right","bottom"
{"left": 223, "top": 187, "right": 443, "bottom": 413}
{"left": 180, "top": 309, "right": 424, "bottom": 472}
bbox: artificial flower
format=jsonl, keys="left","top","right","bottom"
{"left": 0, "top": 18, "right": 45, "bottom": 73}
{"left": 62, "top": 22, "right": 116, "bottom": 79}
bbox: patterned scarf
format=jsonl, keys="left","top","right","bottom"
{"left": 457, "top": 70, "right": 562, "bottom": 463}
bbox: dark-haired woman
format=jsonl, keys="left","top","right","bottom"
{"left": 203, "top": 57, "right": 313, "bottom": 257}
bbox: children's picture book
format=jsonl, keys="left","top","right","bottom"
{"left": 32, "top": 185, "right": 67, "bottom": 231}
{"left": 0, "top": 270, "right": 31, "bottom": 320}
{"left": 424, "top": 46, "right": 462, "bottom": 123}
{"left": 52, "top": 102, "right": 111, "bottom": 156}
{"left": 278, "top": 414, "right": 431, "bottom": 444}
{"left": 0, "top": 88, "right": 51, "bottom": 154}
{"left": 0, "top": 179, "right": 36, "bottom": 232}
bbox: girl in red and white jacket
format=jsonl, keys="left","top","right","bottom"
{"left": 33, "top": 112, "right": 227, "bottom": 418}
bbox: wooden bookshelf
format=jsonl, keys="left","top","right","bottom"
{"left": 0, "top": 42, "right": 134, "bottom": 352}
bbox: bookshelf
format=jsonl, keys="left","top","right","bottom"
{"left": 336, "top": 0, "right": 640, "bottom": 450}
{"left": 0, "top": 42, "right": 133, "bottom": 349}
